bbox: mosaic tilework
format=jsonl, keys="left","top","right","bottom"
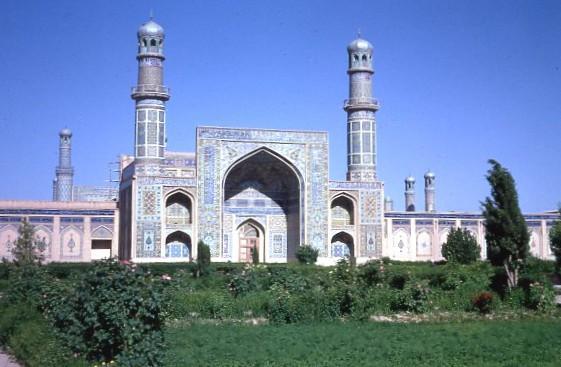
{"left": 137, "top": 185, "right": 162, "bottom": 221}
{"left": 60, "top": 224, "right": 83, "bottom": 259}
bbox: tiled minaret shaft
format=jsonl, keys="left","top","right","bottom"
{"left": 53, "top": 128, "right": 74, "bottom": 201}
{"left": 131, "top": 18, "right": 170, "bottom": 168}
{"left": 344, "top": 36, "right": 380, "bottom": 182}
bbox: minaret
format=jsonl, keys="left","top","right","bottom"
{"left": 424, "top": 170, "right": 436, "bottom": 212}
{"left": 405, "top": 176, "right": 416, "bottom": 212}
{"left": 344, "top": 34, "right": 380, "bottom": 182}
{"left": 131, "top": 17, "right": 170, "bottom": 167}
{"left": 384, "top": 196, "right": 394, "bottom": 212}
{"left": 53, "top": 128, "right": 74, "bottom": 201}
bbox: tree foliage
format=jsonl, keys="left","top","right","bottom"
{"left": 11, "top": 220, "right": 45, "bottom": 265}
{"left": 195, "top": 240, "right": 211, "bottom": 277}
{"left": 550, "top": 208, "right": 561, "bottom": 271}
{"left": 441, "top": 228, "right": 481, "bottom": 264}
{"left": 295, "top": 245, "right": 319, "bottom": 265}
{"left": 482, "top": 159, "right": 529, "bottom": 290}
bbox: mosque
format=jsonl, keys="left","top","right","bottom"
{"left": 0, "top": 19, "right": 558, "bottom": 264}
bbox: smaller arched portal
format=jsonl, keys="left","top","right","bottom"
{"left": 330, "top": 195, "right": 355, "bottom": 227}
{"left": 165, "top": 192, "right": 192, "bottom": 226}
{"left": 165, "top": 231, "right": 191, "bottom": 260}
{"left": 331, "top": 232, "right": 354, "bottom": 258}
{"left": 237, "top": 220, "right": 263, "bottom": 263}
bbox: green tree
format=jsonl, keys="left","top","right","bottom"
{"left": 11, "top": 219, "right": 45, "bottom": 265}
{"left": 482, "top": 159, "right": 529, "bottom": 290}
{"left": 195, "top": 240, "right": 211, "bottom": 277}
{"left": 441, "top": 227, "right": 481, "bottom": 264}
{"left": 251, "top": 246, "right": 259, "bottom": 264}
{"left": 295, "top": 245, "right": 319, "bottom": 265}
{"left": 550, "top": 208, "right": 561, "bottom": 271}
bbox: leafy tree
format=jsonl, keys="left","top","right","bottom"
{"left": 195, "top": 240, "right": 211, "bottom": 277}
{"left": 550, "top": 208, "right": 561, "bottom": 271}
{"left": 295, "top": 245, "right": 319, "bottom": 265}
{"left": 12, "top": 219, "right": 45, "bottom": 265}
{"left": 482, "top": 159, "right": 529, "bottom": 290}
{"left": 251, "top": 246, "right": 259, "bottom": 264}
{"left": 441, "top": 228, "right": 481, "bottom": 264}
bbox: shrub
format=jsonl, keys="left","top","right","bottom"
{"left": 472, "top": 291, "right": 494, "bottom": 314}
{"left": 524, "top": 281, "right": 556, "bottom": 313}
{"left": 549, "top": 218, "right": 561, "bottom": 271}
{"left": 441, "top": 228, "right": 480, "bottom": 264}
{"left": 195, "top": 240, "right": 211, "bottom": 277}
{"left": 42, "top": 259, "right": 167, "bottom": 366}
{"left": 251, "top": 246, "right": 259, "bottom": 264}
{"left": 391, "top": 280, "right": 431, "bottom": 313}
{"left": 357, "top": 260, "right": 383, "bottom": 287}
{"left": 295, "top": 245, "right": 319, "bottom": 265}
{"left": 228, "top": 265, "right": 262, "bottom": 297}
{"left": 11, "top": 220, "right": 46, "bottom": 265}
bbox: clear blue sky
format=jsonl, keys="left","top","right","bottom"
{"left": 1, "top": 0, "right": 560, "bottom": 212}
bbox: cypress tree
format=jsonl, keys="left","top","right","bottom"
{"left": 482, "top": 159, "right": 529, "bottom": 290}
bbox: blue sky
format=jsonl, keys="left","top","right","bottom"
{"left": 1, "top": 0, "right": 560, "bottom": 212}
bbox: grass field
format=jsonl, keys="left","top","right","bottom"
{"left": 164, "top": 319, "right": 561, "bottom": 366}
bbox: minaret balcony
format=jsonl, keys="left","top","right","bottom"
{"left": 344, "top": 97, "right": 380, "bottom": 111}
{"left": 131, "top": 84, "right": 170, "bottom": 100}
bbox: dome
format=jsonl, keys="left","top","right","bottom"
{"left": 384, "top": 196, "right": 392, "bottom": 202}
{"left": 59, "top": 128, "right": 72, "bottom": 137}
{"left": 424, "top": 170, "right": 435, "bottom": 179}
{"left": 347, "top": 37, "right": 373, "bottom": 53}
{"left": 405, "top": 175, "right": 415, "bottom": 183}
{"left": 138, "top": 20, "right": 164, "bottom": 38}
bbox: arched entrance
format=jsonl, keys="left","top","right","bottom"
{"left": 165, "top": 231, "right": 191, "bottom": 260}
{"left": 237, "top": 221, "right": 263, "bottom": 262}
{"left": 331, "top": 232, "right": 354, "bottom": 258}
{"left": 165, "top": 192, "right": 192, "bottom": 226}
{"left": 330, "top": 195, "right": 355, "bottom": 227}
{"left": 224, "top": 149, "right": 302, "bottom": 261}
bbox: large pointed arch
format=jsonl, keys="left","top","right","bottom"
{"left": 223, "top": 147, "right": 304, "bottom": 261}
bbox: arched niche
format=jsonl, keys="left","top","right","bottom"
{"left": 237, "top": 220, "right": 264, "bottom": 263}
{"left": 393, "top": 229, "right": 409, "bottom": 258}
{"left": 331, "top": 231, "right": 354, "bottom": 258}
{"left": 330, "top": 195, "right": 355, "bottom": 226}
{"left": 165, "top": 191, "right": 192, "bottom": 226}
{"left": 223, "top": 149, "right": 302, "bottom": 261}
{"left": 416, "top": 230, "right": 432, "bottom": 256}
{"left": 165, "top": 231, "right": 191, "bottom": 260}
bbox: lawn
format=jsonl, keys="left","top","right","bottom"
{"left": 164, "top": 319, "right": 561, "bottom": 366}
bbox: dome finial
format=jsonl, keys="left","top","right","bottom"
{"left": 149, "top": 9, "right": 154, "bottom": 20}
{"left": 357, "top": 28, "right": 361, "bottom": 38}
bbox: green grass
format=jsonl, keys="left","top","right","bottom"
{"left": 164, "top": 319, "right": 561, "bottom": 366}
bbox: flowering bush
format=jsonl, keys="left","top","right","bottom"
{"left": 42, "top": 259, "right": 167, "bottom": 366}
{"left": 471, "top": 291, "right": 494, "bottom": 314}
{"left": 525, "top": 281, "right": 555, "bottom": 313}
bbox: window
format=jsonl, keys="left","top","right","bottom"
{"left": 352, "top": 121, "right": 360, "bottom": 131}
{"left": 150, "top": 39, "right": 157, "bottom": 47}
{"left": 147, "top": 123, "right": 157, "bottom": 144}
{"left": 351, "top": 133, "right": 360, "bottom": 153}
{"left": 362, "top": 121, "right": 371, "bottom": 130}
{"left": 137, "top": 122, "right": 146, "bottom": 144}
{"left": 158, "top": 123, "right": 165, "bottom": 145}
{"left": 158, "top": 110, "right": 165, "bottom": 122}
{"left": 138, "top": 110, "right": 146, "bottom": 122}
{"left": 148, "top": 110, "right": 157, "bottom": 122}
{"left": 362, "top": 133, "right": 371, "bottom": 153}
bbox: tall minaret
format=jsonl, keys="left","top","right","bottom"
{"left": 424, "top": 170, "right": 436, "bottom": 212}
{"left": 53, "top": 128, "right": 74, "bottom": 201}
{"left": 405, "top": 176, "right": 416, "bottom": 212}
{"left": 131, "top": 18, "right": 170, "bottom": 167}
{"left": 344, "top": 35, "right": 380, "bottom": 182}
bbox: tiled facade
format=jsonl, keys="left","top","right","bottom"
{"left": 0, "top": 19, "right": 559, "bottom": 264}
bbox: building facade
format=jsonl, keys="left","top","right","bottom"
{"left": 0, "top": 18, "right": 558, "bottom": 264}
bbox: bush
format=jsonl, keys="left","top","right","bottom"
{"left": 524, "top": 281, "right": 556, "bottom": 313}
{"left": 550, "top": 216, "right": 561, "bottom": 271}
{"left": 296, "top": 245, "right": 319, "bottom": 265}
{"left": 471, "top": 291, "right": 494, "bottom": 314}
{"left": 391, "top": 280, "right": 431, "bottom": 313}
{"left": 42, "top": 259, "right": 167, "bottom": 366}
{"left": 194, "top": 240, "right": 211, "bottom": 277}
{"left": 441, "top": 228, "right": 480, "bottom": 264}
{"left": 251, "top": 247, "right": 259, "bottom": 264}
{"left": 0, "top": 301, "right": 88, "bottom": 367}
{"left": 357, "top": 260, "right": 383, "bottom": 287}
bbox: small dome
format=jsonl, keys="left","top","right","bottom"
{"left": 347, "top": 37, "right": 373, "bottom": 53}
{"left": 384, "top": 196, "right": 392, "bottom": 202}
{"left": 424, "top": 170, "right": 435, "bottom": 179}
{"left": 138, "top": 20, "right": 164, "bottom": 38}
{"left": 405, "top": 175, "right": 415, "bottom": 183}
{"left": 59, "top": 128, "right": 72, "bottom": 137}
